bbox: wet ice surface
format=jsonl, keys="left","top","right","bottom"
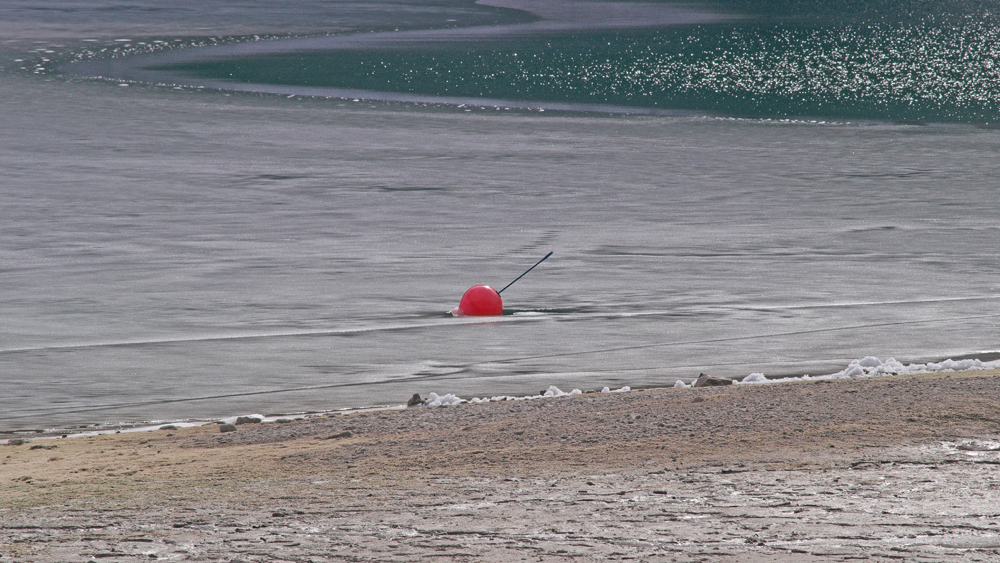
{"left": 5, "top": 73, "right": 1000, "bottom": 431}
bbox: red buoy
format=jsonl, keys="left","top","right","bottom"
{"left": 453, "top": 285, "right": 503, "bottom": 317}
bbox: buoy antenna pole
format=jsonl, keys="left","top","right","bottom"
{"left": 497, "top": 252, "right": 553, "bottom": 295}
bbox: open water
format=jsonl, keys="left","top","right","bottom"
{"left": 2, "top": 0, "right": 1000, "bottom": 433}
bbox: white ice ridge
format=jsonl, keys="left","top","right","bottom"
{"left": 734, "top": 356, "right": 1000, "bottom": 385}
{"left": 418, "top": 385, "right": 634, "bottom": 407}
{"left": 420, "top": 356, "right": 999, "bottom": 406}
{"left": 416, "top": 386, "right": 587, "bottom": 406}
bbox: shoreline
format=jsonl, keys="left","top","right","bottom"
{"left": 3, "top": 368, "right": 1000, "bottom": 561}
{"left": 5, "top": 353, "right": 999, "bottom": 442}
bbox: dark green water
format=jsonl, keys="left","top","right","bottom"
{"left": 163, "top": 18, "right": 1000, "bottom": 122}
{"left": 149, "top": 0, "right": 1000, "bottom": 123}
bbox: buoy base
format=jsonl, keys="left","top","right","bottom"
{"left": 453, "top": 285, "right": 503, "bottom": 316}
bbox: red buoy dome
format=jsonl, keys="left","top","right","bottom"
{"left": 453, "top": 285, "right": 503, "bottom": 317}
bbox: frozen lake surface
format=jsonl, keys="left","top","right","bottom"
{"left": 2, "top": 0, "right": 999, "bottom": 432}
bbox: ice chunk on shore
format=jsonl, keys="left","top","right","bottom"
{"left": 673, "top": 380, "right": 689, "bottom": 388}
{"left": 741, "top": 372, "right": 767, "bottom": 383}
{"left": 543, "top": 385, "right": 582, "bottom": 397}
{"left": 857, "top": 356, "right": 882, "bottom": 368}
{"left": 424, "top": 392, "right": 465, "bottom": 407}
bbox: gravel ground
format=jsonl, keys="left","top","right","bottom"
{"left": 2, "top": 370, "right": 1000, "bottom": 562}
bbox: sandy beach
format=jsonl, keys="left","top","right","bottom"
{"left": 3, "top": 370, "right": 1000, "bottom": 562}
